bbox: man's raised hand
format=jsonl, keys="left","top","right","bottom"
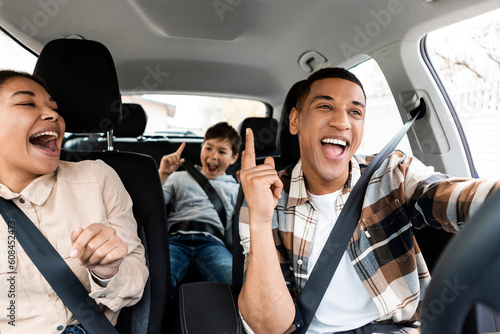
{"left": 159, "top": 142, "right": 186, "bottom": 183}
{"left": 240, "top": 128, "right": 283, "bottom": 224}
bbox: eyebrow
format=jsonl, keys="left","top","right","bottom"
{"left": 10, "top": 90, "right": 35, "bottom": 98}
{"left": 311, "top": 95, "right": 365, "bottom": 108}
{"left": 207, "top": 144, "right": 228, "bottom": 151}
{"left": 10, "top": 91, "right": 56, "bottom": 102}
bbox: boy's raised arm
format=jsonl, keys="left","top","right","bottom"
{"left": 158, "top": 142, "right": 186, "bottom": 183}
{"left": 238, "top": 128, "right": 295, "bottom": 334}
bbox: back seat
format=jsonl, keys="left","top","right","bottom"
{"left": 63, "top": 103, "right": 203, "bottom": 167}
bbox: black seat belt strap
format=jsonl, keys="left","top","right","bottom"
{"left": 180, "top": 155, "right": 227, "bottom": 228}
{"left": 295, "top": 108, "right": 423, "bottom": 333}
{"left": 0, "top": 198, "right": 119, "bottom": 334}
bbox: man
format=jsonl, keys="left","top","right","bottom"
{"left": 238, "top": 67, "right": 499, "bottom": 333}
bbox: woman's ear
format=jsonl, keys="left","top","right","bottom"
{"left": 289, "top": 107, "right": 299, "bottom": 135}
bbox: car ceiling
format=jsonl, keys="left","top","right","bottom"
{"left": 0, "top": 0, "right": 498, "bottom": 107}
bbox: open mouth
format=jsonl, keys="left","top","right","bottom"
{"left": 207, "top": 163, "right": 218, "bottom": 174}
{"left": 29, "top": 131, "right": 59, "bottom": 152}
{"left": 321, "top": 138, "right": 348, "bottom": 159}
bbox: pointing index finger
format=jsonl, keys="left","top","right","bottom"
{"left": 176, "top": 142, "right": 186, "bottom": 155}
{"left": 242, "top": 128, "right": 256, "bottom": 170}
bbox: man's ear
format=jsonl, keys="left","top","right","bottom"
{"left": 289, "top": 107, "right": 299, "bottom": 135}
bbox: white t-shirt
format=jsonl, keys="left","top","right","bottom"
{"left": 307, "top": 191, "right": 379, "bottom": 333}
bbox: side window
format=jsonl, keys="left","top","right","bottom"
{"left": 349, "top": 59, "right": 412, "bottom": 155}
{"left": 0, "top": 29, "right": 37, "bottom": 72}
{"left": 425, "top": 9, "right": 500, "bottom": 178}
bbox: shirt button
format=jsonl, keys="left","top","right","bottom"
{"left": 99, "top": 294, "right": 106, "bottom": 298}
{"left": 48, "top": 292, "right": 56, "bottom": 298}
{"left": 57, "top": 325, "right": 64, "bottom": 331}
{"left": 297, "top": 259, "right": 303, "bottom": 265}
{"left": 19, "top": 198, "right": 25, "bottom": 204}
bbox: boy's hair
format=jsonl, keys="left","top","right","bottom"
{"left": 204, "top": 122, "right": 241, "bottom": 155}
{"left": 0, "top": 70, "right": 51, "bottom": 94}
{"left": 296, "top": 67, "right": 366, "bottom": 110}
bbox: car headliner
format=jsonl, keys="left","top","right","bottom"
{"left": 0, "top": 0, "right": 497, "bottom": 107}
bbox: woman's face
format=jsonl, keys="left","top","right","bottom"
{"left": 0, "top": 76, "right": 65, "bottom": 189}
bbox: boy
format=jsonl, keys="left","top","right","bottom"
{"left": 158, "top": 122, "right": 241, "bottom": 290}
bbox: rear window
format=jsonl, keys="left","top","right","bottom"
{"left": 123, "top": 94, "right": 268, "bottom": 137}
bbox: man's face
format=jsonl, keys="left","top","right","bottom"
{"left": 289, "top": 78, "right": 365, "bottom": 195}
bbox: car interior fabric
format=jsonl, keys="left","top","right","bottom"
{"left": 63, "top": 103, "right": 148, "bottom": 151}
{"left": 238, "top": 117, "right": 278, "bottom": 158}
{"left": 33, "top": 39, "right": 121, "bottom": 134}
{"left": 33, "top": 38, "right": 172, "bottom": 334}
{"left": 173, "top": 282, "right": 243, "bottom": 334}
{"left": 114, "top": 103, "right": 149, "bottom": 138}
{"left": 275, "top": 80, "right": 304, "bottom": 170}
{"left": 63, "top": 112, "right": 203, "bottom": 170}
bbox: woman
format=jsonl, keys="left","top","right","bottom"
{"left": 0, "top": 70, "right": 148, "bottom": 333}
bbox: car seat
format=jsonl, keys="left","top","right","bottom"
{"left": 33, "top": 38, "right": 171, "bottom": 334}
{"left": 238, "top": 116, "right": 279, "bottom": 158}
{"left": 63, "top": 102, "right": 148, "bottom": 151}
{"left": 227, "top": 116, "right": 279, "bottom": 177}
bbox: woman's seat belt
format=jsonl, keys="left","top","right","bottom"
{"left": 0, "top": 198, "right": 119, "bottom": 334}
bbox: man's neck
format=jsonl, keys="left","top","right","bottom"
{"left": 304, "top": 172, "right": 348, "bottom": 196}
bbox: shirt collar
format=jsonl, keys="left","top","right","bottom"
{"left": 0, "top": 171, "right": 57, "bottom": 206}
{"left": 286, "top": 157, "right": 362, "bottom": 208}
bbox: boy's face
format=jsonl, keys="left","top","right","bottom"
{"left": 289, "top": 78, "right": 365, "bottom": 195}
{"left": 0, "top": 77, "right": 65, "bottom": 187}
{"left": 200, "top": 138, "right": 238, "bottom": 179}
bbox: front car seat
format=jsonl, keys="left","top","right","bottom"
{"left": 34, "top": 38, "right": 171, "bottom": 334}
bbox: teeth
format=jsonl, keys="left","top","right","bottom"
{"left": 30, "top": 131, "right": 59, "bottom": 143}
{"left": 321, "top": 138, "right": 347, "bottom": 146}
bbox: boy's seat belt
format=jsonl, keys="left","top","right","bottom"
{"left": 295, "top": 105, "right": 424, "bottom": 334}
{"left": 0, "top": 198, "right": 119, "bottom": 334}
{"left": 179, "top": 156, "right": 227, "bottom": 229}
{"left": 163, "top": 142, "right": 227, "bottom": 231}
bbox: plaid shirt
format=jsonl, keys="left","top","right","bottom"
{"left": 239, "top": 151, "right": 499, "bottom": 333}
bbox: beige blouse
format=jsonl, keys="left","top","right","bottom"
{"left": 0, "top": 160, "right": 148, "bottom": 333}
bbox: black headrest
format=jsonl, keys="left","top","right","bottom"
{"left": 276, "top": 80, "right": 304, "bottom": 165}
{"left": 115, "top": 103, "right": 148, "bottom": 137}
{"left": 238, "top": 117, "right": 278, "bottom": 157}
{"left": 33, "top": 39, "right": 122, "bottom": 134}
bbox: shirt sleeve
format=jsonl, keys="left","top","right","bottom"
{"left": 163, "top": 173, "right": 176, "bottom": 205}
{"left": 238, "top": 196, "right": 304, "bottom": 333}
{"left": 88, "top": 160, "right": 149, "bottom": 312}
{"left": 399, "top": 154, "right": 500, "bottom": 232}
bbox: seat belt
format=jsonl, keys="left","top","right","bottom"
{"left": 180, "top": 157, "right": 227, "bottom": 229}
{"left": 295, "top": 104, "right": 425, "bottom": 334}
{"left": 0, "top": 198, "right": 119, "bottom": 334}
